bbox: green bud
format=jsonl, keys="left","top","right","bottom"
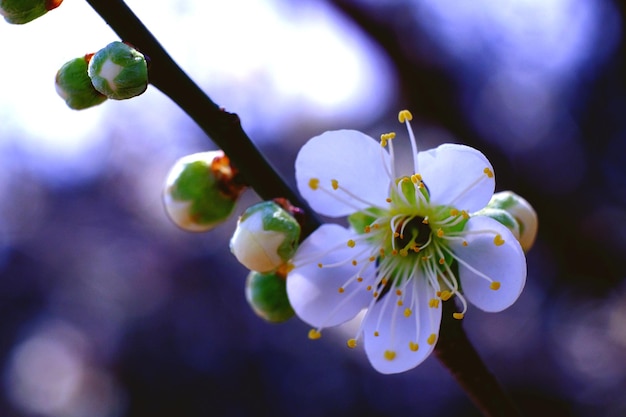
{"left": 485, "top": 191, "right": 538, "bottom": 252}
{"left": 163, "top": 151, "right": 245, "bottom": 232}
{"left": 230, "top": 201, "right": 301, "bottom": 273}
{"left": 88, "top": 41, "right": 148, "bottom": 100}
{"left": 0, "top": 0, "right": 62, "bottom": 24}
{"left": 55, "top": 55, "right": 107, "bottom": 110}
{"left": 245, "top": 270, "right": 294, "bottom": 323}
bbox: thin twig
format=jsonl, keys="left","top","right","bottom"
{"left": 83, "top": 0, "right": 320, "bottom": 238}
{"left": 435, "top": 300, "right": 524, "bottom": 417}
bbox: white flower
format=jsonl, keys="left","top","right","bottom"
{"left": 286, "top": 110, "right": 527, "bottom": 374}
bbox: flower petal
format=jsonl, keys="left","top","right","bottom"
{"left": 295, "top": 130, "right": 391, "bottom": 217}
{"left": 363, "top": 276, "right": 441, "bottom": 374}
{"left": 417, "top": 144, "right": 495, "bottom": 212}
{"left": 450, "top": 216, "right": 527, "bottom": 312}
{"left": 287, "top": 224, "right": 377, "bottom": 328}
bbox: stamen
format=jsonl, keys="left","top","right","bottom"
{"left": 493, "top": 234, "right": 505, "bottom": 246}
{"left": 404, "top": 308, "right": 412, "bottom": 317}
{"left": 331, "top": 179, "right": 339, "bottom": 190}
{"left": 347, "top": 239, "right": 356, "bottom": 248}
{"left": 308, "top": 329, "right": 322, "bottom": 340}
{"left": 347, "top": 339, "right": 357, "bottom": 348}
{"left": 483, "top": 167, "right": 494, "bottom": 178}
{"left": 308, "top": 178, "right": 320, "bottom": 190}
{"left": 490, "top": 281, "right": 501, "bottom": 290}
{"left": 398, "top": 109, "right": 420, "bottom": 174}
{"left": 384, "top": 350, "right": 396, "bottom": 361}
{"left": 453, "top": 313, "right": 465, "bottom": 320}
{"left": 427, "top": 333, "right": 437, "bottom": 345}
{"left": 409, "top": 342, "right": 419, "bottom": 352}
{"left": 398, "top": 110, "right": 413, "bottom": 123}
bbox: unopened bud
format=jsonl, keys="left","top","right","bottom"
{"left": 55, "top": 55, "right": 107, "bottom": 110}
{"left": 0, "top": 0, "right": 62, "bottom": 24}
{"left": 88, "top": 41, "right": 148, "bottom": 100}
{"left": 245, "top": 270, "right": 294, "bottom": 323}
{"left": 485, "top": 191, "right": 538, "bottom": 252}
{"left": 163, "top": 151, "right": 245, "bottom": 232}
{"left": 230, "top": 201, "right": 301, "bottom": 273}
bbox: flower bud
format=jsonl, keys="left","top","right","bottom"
{"left": 88, "top": 41, "right": 148, "bottom": 100}
{"left": 245, "top": 269, "right": 294, "bottom": 323}
{"left": 230, "top": 201, "right": 301, "bottom": 273}
{"left": 55, "top": 55, "right": 107, "bottom": 110}
{"left": 163, "top": 151, "right": 245, "bottom": 232}
{"left": 485, "top": 191, "right": 538, "bottom": 252}
{"left": 0, "top": 0, "right": 62, "bottom": 24}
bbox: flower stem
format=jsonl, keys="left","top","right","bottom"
{"left": 435, "top": 300, "right": 524, "bottom": 417}
{"left": 83, "top": 0, "right": 320, "bottom": 237}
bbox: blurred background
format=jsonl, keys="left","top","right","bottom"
{"left": 1, "top": 0, "right": 625, "bottom": 416}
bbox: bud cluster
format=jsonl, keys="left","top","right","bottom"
{"left": 230, "top": 200, "right": 303, "bottom": 323}
{"left": 55, "top": 41, "right": 148, "bottom": 110}
{"left": 0, "top": 0, "right": 62, "bottom": 24}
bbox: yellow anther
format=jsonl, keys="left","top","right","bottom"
{"left": 308, "top": 178, "right": 320, "bottom": 190}
{"left": 462, "top": 241, "right": 468, "bottom": 247}
{"left": 386, "top": 198, "right": 392, "bottom": 203}
{"left": 366, "top": 285, "right": 372, "bottom": 291}
{"left": 490, "top": 281, "right": 501, "bottom": 291}
{"left": 429, "top": 298, "right": 440, "bottom": 308}
{"left": 392, "top": 250, "right": 398, "bottom": 256}
{"left": 493, "top": 234, "right": 505, "bottom": 246}
{"left": 396, "top": 289, "right": 402, "bottom": 296}
{"left": 380, "top": 132, "right": 396, "bottom": 147}
{"left": 347, "top": 339, "right": 357, "bottom": 349}
{"left": 404, "top": 308, "right": 412, "bottom": 317}
{"left": 308, "top": 329, "right": 322, "bottom": 340}
{"left": 384, "top": 350, "right": 397, "bottom": 361}
{"left": 393, "top": 232, "right": 400, "bottom": 238}
{"left": 380, "top": 248, "right": 386, "bottom": 255}
{"left": 338, "top": 287, "right": 345, "bottom": 294}
{"left": 399, "top": 249, "right": 408, "bottom": 257}
{"left": 331, "top": 179, "right": 339, "bottom": 190}
{"left": 373, "top": 291, "right": 379, "bottom": 298}
{"left": 381, "top": 278, "right": 388, "bottom": 285}
{"left": 437, "top": 228, "right": 444, "bottom": 238}
{"left": 439, "top": 258, "right": 445, "bottom": 265}
{"left": 347, "top": 239, "right": 356, "bottom": 248}
{"left": 409, "top": 342, "right": 419, "bottom": 352}
{"left": 436, "top": 291, "right": 441, "bottom": 297}
{"left": 450, "top": 208, "right": 459, "bottom": 216}
{"left": 368, "top": 256, "right": 376, "bottom": 262}
{"left": 357, "top": 277, "right": 363, "bottom": 282}
{"left": 397, "top": 300, "right": 403, "bottom": 306}
{"left": 453, "top": 312, "right": 465, "bottom": 320}
{"left": 373, "top": 224, "right": 380, "bottom": 229}
{"left": 484, "top": 167, "right": 494, "bottom": 178}
{"left": 427, "top": 333, "right": 437, "bottom": 345}
{"left": 422, "top": 218, "right": 429, "bottom": 224}
{"left": 412, "top": 246, "right": 420, "bottom": 253}
{"left": 364, "top": 226, "right": 371, "bottom": 233}
{"left": 374, "top": 331, "right": 379, "bottom": 337}
{"left": 461, "top": 210, "right": 469, "bottom": 219}
{"left": 440, "top": 290, "right": 452, "bottom": 301}
{"left": 398, "top": 109, "right": 413, "bottom": 123}
{"left": 317, "top": 263, "right": 323, "bottom": 268}
{"left": 352, "top": 260, "right": 357, "bottom": 266}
